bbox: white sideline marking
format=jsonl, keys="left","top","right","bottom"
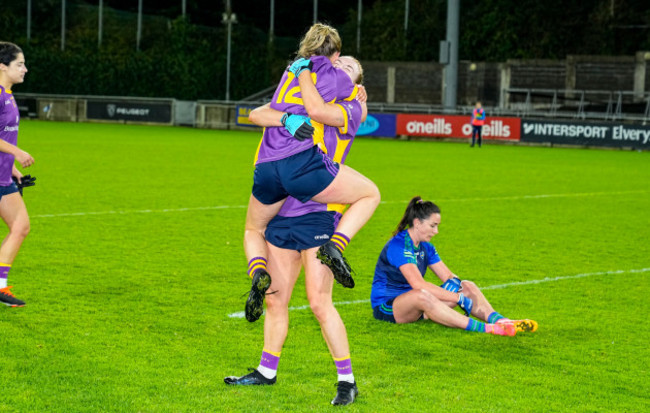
{"left": 30, "top": 189, "right": 648, "bottom": 219}
{"left": 32, "top": 204, "right": 246, "bottom": 218}
{"left": 227, "top": 267, "right": 650, "bottom": 319}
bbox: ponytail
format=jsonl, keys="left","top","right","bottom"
{"left": 393, "top": 196, "right": 441, "bottom": 236}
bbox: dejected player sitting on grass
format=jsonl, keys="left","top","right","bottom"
{"left": 0, "top": 42, "right": 36, "bottom": 307}
{"left": 371, "top": 196, "right": 538, "bottom": 335}
{"left": 225, "top": 56, "right": 366, "bottom": 406}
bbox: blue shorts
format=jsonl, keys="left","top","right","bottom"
{"left": 252, "top": 146, "right": 339, "bottom": 205}
{"left": 373, "top": 299, "right": 397, "bottom": 323}
{"left": 0, "top": 183, "right": 19, "bottom": 200}
{"left": 265, "top": 211, "right": 337, "bottom": 251}
{"left": 373, "top": 298, "right": 424, "bottom": 324}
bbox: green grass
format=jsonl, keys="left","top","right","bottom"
{"left": 1, "top": 121, "right": 649, "bottom": 412}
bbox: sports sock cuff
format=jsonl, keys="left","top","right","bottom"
{"left": 331, "top": 233, "right": 350, "bottom": 252}
{"left": 0, "top": 265, "right": 10, "bottom": 279}
{"left": 334, "top": 357, "right": 353, "bottom": 375}
{"left": 247, "top": 257, "right": 268, "bottom": 278}
{"left": 465, "top": 318, "right": 486, "bottom": 333}
{"left": 488, "top": 312, "right": 505, "bottom": 324}
{"left": 260, "top": 350, "right": 280, "bottom": 370}
{"left": 263, "top": 348, "right": 281, "bottom": 357}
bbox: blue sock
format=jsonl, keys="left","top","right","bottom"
{"left": 465, "top": 318, "right": 486, "bottom": 333}
{"left": 488, "top": 312, "right": 505, "bottom": 324}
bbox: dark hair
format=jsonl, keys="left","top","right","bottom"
{"left": 0, "top": 42, "right": 23, "bottom": 66}
{"left": 393, "top": 196, "right": 441, "bottom": 236}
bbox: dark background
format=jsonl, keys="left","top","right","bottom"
{"left": 2, "top": 0, "right": 649, "bottom": 100}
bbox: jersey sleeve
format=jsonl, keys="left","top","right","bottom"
{"left": 386, "top": 240, "right": 417, "bottom": 268}
{"left": 424, "top": 243, "right": 441, "bottom": 265}
{"left": 335, "top": 100, "right": 363, "bottom": 138}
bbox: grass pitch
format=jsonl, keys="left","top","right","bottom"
{"left": 1, "top": 121, "right": 648, "bottom": 412}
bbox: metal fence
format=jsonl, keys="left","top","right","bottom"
{"left": 504, "top": 88, "right": 650, "bottom": 123}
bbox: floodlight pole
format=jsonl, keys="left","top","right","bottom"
{"left": 443, "top": 0, "right": 460, "bottom": 110}
{"left": 182, "top": 0, "right": 186, "bottom": 17}
{"left": 27, "top": 0, "right": 32, "bottom": 43}
{"left": 269, "top": 0, "right": 275, "bottom": 45}
{"left": 98, "top": 0, "right": 103, "bottom": 47}
{"left": 404, "top": 0, "right": 409, "bottom": 52}
{"left": 61, "top": 0, "right": 66, "bottom": 51}
{"left": 356, "top": 0, "right": 362, "bottom": 54}
{"left": 137, "top": 0, "right": 143, "bottom": 51}
{"left": 313, "top": 0, "right": 318, "bottom": 23}
{"left": 223, "top": 0, "right": 237, "bottom": 101}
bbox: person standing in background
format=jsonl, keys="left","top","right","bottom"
{"left": 470, "top": 101, "right": 485, "bottom": 147}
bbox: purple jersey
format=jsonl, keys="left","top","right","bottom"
{"left": 278, "top": 99, "right": 364, "bottom": 218}
{"left": 254, "top": 56, "right": 357, "bottom": 165}
{"left": 0, "top": 86, "right": 19, "bottom": 186}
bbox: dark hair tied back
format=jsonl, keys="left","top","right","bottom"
{"left": 0, "top": 42, "right": 23, "bottom": 66}
{"left": 393, "top": 196, "right": 441, "bottom": 236}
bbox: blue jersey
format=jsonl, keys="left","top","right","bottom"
{"left": 370, "top": 230, "right": 441, "bottom": 308}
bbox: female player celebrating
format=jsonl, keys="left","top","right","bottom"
{"left": 243, "top": 24, "right": 380, "bottom": 322}
{"left": 227, "top": 56, "right": 365, "bottom": 406}
{"left": 0, "top": 42, "right": 35, "bottom": 307}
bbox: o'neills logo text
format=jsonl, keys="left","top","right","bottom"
{"left": 406, "top": 118, "right": 451, "bottom": 135}
{"left": 3, "top": 126, "right": 18, "bottom": 132}
{"left": 106, "top": 104, "right": 151, "bottom": 117}
{"left": 462, "top": 120, "right": 511, "bottom": 137}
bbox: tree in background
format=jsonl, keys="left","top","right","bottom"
{"left": 2, "top": 0, "right": 648, "bottom": 99}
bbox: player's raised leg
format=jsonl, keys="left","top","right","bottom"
{"left": 312, "top": 164, "right": 380, "bottom": 288}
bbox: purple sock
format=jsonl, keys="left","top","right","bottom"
{"left": 0, "top": 264, "right": 10, "bottom": 288}
{"left": 334, "top": 356, "right": 354, "bottom": 382}
{"left": 257, "top": 350, "right": 280, "bottom": 379}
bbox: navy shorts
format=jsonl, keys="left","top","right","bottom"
{"left": 373, "top": 298, "right": 424, "bottom": 324}
{"left": 252, "top": 145, "right": 340, "bottom": 205}
{"left": 265, "top": 211, "right": 337, "bottom": 251}
{"left": 0, "top": 183, "right": 19, "bottom": 200}
{"left": 373, "top": 299, "right": 397, "bottom": 323}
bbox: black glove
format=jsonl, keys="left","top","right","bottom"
{"left": 281, "top": 113, "right": 314, "bottom": 142}
{"left": 12, "top": 175, "right": 36, "bottom": 196}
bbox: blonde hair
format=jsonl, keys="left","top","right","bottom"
{"left": 342, "top": 56, "right": 364, "bottom": 84}
{"left": 297, "top": 23, "right": 342, "bottom": 58}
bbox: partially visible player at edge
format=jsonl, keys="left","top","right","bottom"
{"left": 0, "top": 42, "right": 35, "bottom": 307}
{"left": 243, "top": 23, "right": 380, "bottom": 322}
{"left": 371, "top": 197, "right": 538, "bottom": 335}
{"left": 226, "top": 56, "right": 365, "bottom": 406}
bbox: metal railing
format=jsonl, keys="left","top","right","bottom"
{"left": 505, "top": 88, "right": 650, "bottom": 123}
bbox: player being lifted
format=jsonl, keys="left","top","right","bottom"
{"left": 243, "top": 24, "right": 380, "bottom": 322}
{"left": 226, "top": 55, "right": 366, "bottom": 406}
